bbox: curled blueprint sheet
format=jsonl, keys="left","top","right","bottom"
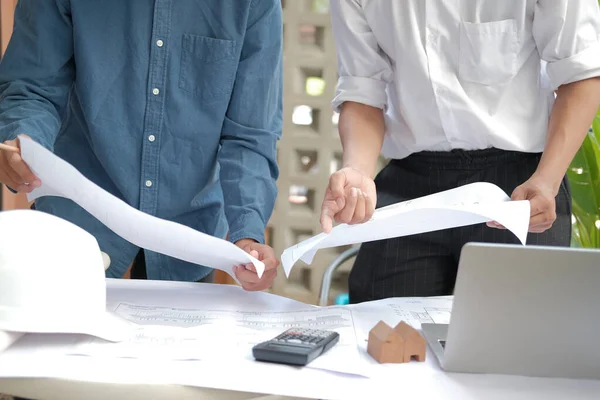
{"left": 282, "top": 182, "right": 530, "bottom": 276}
{"left": 19, "top": 137, "right": 264, "bottom": 280}
{"left": 69, "top": 302, "right": 367, "bottom": 377}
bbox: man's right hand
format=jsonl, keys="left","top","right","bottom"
{"left": 0, "top": 136, "right": 40, "bottom": 193}
{"left": 320, "top": 167, "right": 377, "bottom": 233}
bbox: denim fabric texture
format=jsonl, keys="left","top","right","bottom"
{"left": 0, "top": 0, "right": 283, "bottom": 281}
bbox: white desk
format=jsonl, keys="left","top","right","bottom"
{"left": 1, "top": 279, "right": 598, "bottom": 400}
{"left": 0, "top": 380, "right": 302, "bottom": 400}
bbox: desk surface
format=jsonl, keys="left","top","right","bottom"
{"left": 0, "top": 279, "right": 599, "bottom": 400}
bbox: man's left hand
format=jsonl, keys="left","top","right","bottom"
{"left": 233, "top": 239, "right": 279, "bottom": 291}
{"left": 487, "top": 175, "right": 558, "bottom": 233}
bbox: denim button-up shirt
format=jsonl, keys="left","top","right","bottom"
{"left": 0, "top": 0, "right": 282, "bottom": 281}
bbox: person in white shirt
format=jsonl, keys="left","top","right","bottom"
{"left": 320, "top": 0, "right": 600, "bottom": 302}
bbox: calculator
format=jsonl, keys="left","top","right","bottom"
{"left": 252, "top": 327, "right": 340, "bottom": 366}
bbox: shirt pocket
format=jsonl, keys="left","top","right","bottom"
{"left": 179, "top": 34, "right": 238, "bottom": 102}
{"left": 458, "top": 19, "right": 519, "bottom": 86}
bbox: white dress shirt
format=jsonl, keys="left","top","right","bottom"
{"left": 331, "top": 0, "right": 600, "bottom": 160}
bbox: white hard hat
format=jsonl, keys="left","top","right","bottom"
{"left": 0, "top": 209, "right": 134, "bottom": 342}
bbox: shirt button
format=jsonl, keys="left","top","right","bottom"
{"left": 156, "top": 39, "right": 164, "bottom": 47}
{"left": 152, "top": 88, "right": 160, "bottom": 95}
{"left": 145, "top": 180, "right": 153, "bottom": 187}
{"left": 148, "top": 135, "right": 156, "bottom": 142}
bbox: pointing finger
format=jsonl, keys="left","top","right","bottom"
{"left": 320, "top": 204, "right": 335, "bottom": 233}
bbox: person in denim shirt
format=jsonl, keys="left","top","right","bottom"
{"left": 0, "top": 0, "right": 282, "bottom": 291}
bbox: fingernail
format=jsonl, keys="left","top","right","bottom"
{"left": 351, "top": 188, "right": 357, "bottom": 197}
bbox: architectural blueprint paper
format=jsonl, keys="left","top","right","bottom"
{"left": 69, "top": 302, "right": 367, "bottom": 377}
{"left": 3, "top": 281, "right": 599, "bottom": 400}
{"left": 67, "top": 296, "right": 454, "bottom": 377}
{"left": 19, "top": 137, "right": 264, "bottom": 281}
{"left": 349, "top": 296, "right": 454, "bottom": 332}
{"left": 346, "top": 296, "right": 454, "bottom": 368}
{"left": 281, "top": 182, "right": 530, "bottom": 275}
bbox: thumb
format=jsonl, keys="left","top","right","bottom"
{"left": 511, "top": 185, "right": 528, "bottom": 201}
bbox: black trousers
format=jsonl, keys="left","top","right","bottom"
{"left": 130, "top": 249, "right": 215, "bottom": 283}
{"left": 348, "top": 148, "right": 572, "bottom": 303}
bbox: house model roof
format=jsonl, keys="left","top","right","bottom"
{"left": 370, "top": 320, "right": 424, "bottom": 342}
{"left": 370, "top": 320, "right": 397, "bottom": 342}
{"left": 367, "top": 319, "right": 427, "bottom": 364}
{"left": 394, "top": 321, "right": 426, "bottom": 343}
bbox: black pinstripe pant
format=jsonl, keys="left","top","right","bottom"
{"left": 348, "top": 148, "right": 572, "bottom": 303}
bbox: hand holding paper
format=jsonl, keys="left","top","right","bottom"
{"left": 282, "top": 182, "right": 530, "bottom": 276}
{"left": 16, "top": 136, "right": 530, "bottom": 284}
{"left": 233, "top": 239, "right": 279, "bottom": 291}
{"left": 0, "top": 135, "right": 40, "bottom": 193}
{"left": 320, "top": 167, "right": 377, "bottom": 233}
{"left": 490, "top": 174, "right": 559, "bottom": 233}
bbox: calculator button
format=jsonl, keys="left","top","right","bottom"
{"left": 287, "top": 339, "right": 303, "bottom": 344}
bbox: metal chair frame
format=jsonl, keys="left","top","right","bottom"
{"left": 318, "top": 246, "right": 360, "bottom": 306}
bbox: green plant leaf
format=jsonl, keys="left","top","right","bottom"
{"left": 569, "top": 133, "right": 600, "bottom": 214}
{"left": 568, "top": 107, "right": 600, "bottom": 248}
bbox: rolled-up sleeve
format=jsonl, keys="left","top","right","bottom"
{"left": 218, "top": 0, "right": 282, "bottom": 245}
{"left": 0, "top": 0, "right": 74, "bottom": 150}
{"left": 330, "top": 0, "right": 393, "bottom": 113}
{"left": 533, "top": 0, "right": 600, "bottom": 90}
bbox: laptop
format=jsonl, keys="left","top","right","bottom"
{"left": 421, "top": 242, "right": 600, "bottom": 380}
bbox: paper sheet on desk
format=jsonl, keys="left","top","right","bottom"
{"left": 0, "top": 330, "right": 24, "bottom": 353}
{"left": 66, "top": 297, "right": 455, "bottom": 378}
{"left": 346, "top": 297, "right": 455, "bottom": 370}
{"left": 281, "top": 182, "right": 530, "bottom": 276}
{"left": 349, "top": 296, "right": 454, "bottom": 331}
{"left": 19, "top": 137, "right": 264, "bottom": 281}
{"left": 5, "top": 281, "right": 600, "bottom": 400}
{"left": 68, "top": 302, "right": 368, "bottom": 377}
